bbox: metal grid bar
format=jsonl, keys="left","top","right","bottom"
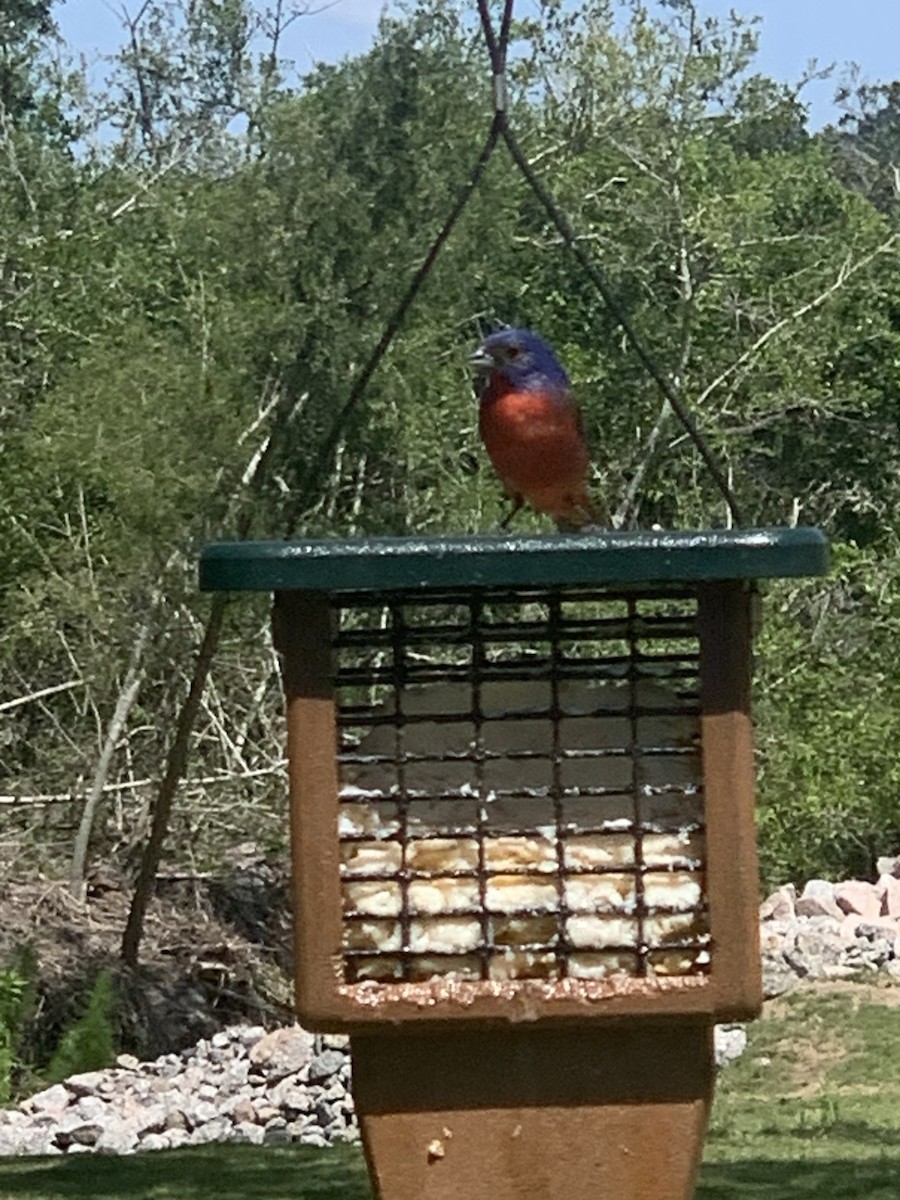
{"left": 628, "top": 595, "right": 647, "bottom": 976}
{"left": 391, "top": 602, "right": 412, "bottom": 971}
{"left": 548, "top": 591, "right": 567, "bottom": 977}
{"left": 334, "top": 620, "right": 699, "bottom": 648}
{"left": 336, "top": 586, "right": 708, "bottom": 985}
{"left": 331, "top": 586, "right": 702, "bottom": 608}
{"left": 470, "top": 595, "right": 491, "bottom": 980}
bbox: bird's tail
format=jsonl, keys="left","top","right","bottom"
{"left": 554, "top": 490, "right": 607, "bottom": 533}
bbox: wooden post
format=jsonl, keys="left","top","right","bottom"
{"left": 352, "top": 1023, "right": 713, "bottom": 1200}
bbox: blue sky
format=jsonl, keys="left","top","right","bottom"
{"left": 58, "top": 0, "right": 899, "bottom": 129}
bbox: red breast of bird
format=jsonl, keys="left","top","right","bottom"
{"left": 470, "top": 328, "right": 598, "bottom": 528}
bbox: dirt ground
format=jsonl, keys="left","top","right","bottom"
{"left": 0, "top": 852, "right": 295, "bottom": 1066}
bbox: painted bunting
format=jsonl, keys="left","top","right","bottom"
{"left": 470, "top": 328, "right": 601, "bottom": 530}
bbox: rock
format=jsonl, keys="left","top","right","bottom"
{"left": 228, "top": 1097, "right": 256, "bottom": 1125}
{"left": 189, "top": 1116, "right": 231, "bottom": 1145}
{"left": 134, "top": 1103, "right": 168, "bottom": 1136}
{"left": 15, "top": 1128, "right": 61, "bottom": 1156}
{"left": 141, "top": 1132, "right": 169, "bottom": 1152}
{"left": 189, "top": 1099, "right": 220, "bottom": 1127}
{"left": 308, "top": 1050, "right": 345, "bottom": 1084}
{"left": 273, "top": 1083, "right": 313, "bottom": 1114}
{"left": 218, "top": 1060, "right": 250, "bottom": 1090}
{"left": 54, "top": 1120, "right": 103, "bottom": 1149}
{"left": 850, "top": 924, "right": 895, "bottom": 968}
{"left": 839, "top": 914, "right": 865, "bottom": 944}
{"left": 248, "top": 1026, "right": 315, "bottom": 1080}
{"left": 230, "top": 1121, "right": 265, "bottom": 1145}
{"left": 25, "top": 1084, "right": 70, "bottom": 1115}
{"left": 181, "top": 1064, "right": 206, "bottom": 1089}
{"left": 761, "top": 950, "right": 799, "bottom": 998}
{"left": 785, "top": 924, "right": 843, "bottom": 979}
{"left": 795, "top": 895, "right": 843, "bottom": 920}
{"left": 321, "top": 1033, "right": 350, "bottom": 1050}
{"left": 1, "top": 1022, "right": 345, "bottom": 1156}
{"left": 760, "top": 883, "right": 796, "bottom": 922}
{"left": 94, "top": 1114, "right": 139, "bottom": 1155}
{"left": 0, "top": 1115, "right": 33, "bottom": 1156}
{"left": 322, "top": 1077, "right": 347, "bottom": 1101}
{"left": 796, "top": 880, "right": 842, "bottom": 920}
{"left": 856, "top": 919, "right": 899, "bottom": 939}
{"left": 163, "top": 1107, "right": 189, "bottom": 1132}
{"left": 879, "top": 875, "right": 900, "bottom": 919}
{"left": 759, "top": 919, "right": 798, "bottom": 953}
{"left": 820, "top": 963, "right": 860, "bottom": 979}
{"left": 116, "top": 1054, "right": 141, "bottom": 1070}
{"left": 151, "top": 1056, "right": 181, "bottom": 1079}
{"left": 66, "top": 1071, "right": 115, "bottom": 1097}
{"left": 834, "top": 880, "right": 881, "bottom": 920}
{"left": 236, "top": 1026, "right": 267, "bottom": 1048}
{"left": 314, "top": 1100, "right": 334, "bottom": 1126}
{"left": 73, "top": 1095, "right": 108, "bottom": 1121}
{"left": 802, "top": 879, "right": 836, "bottom": 902}
{"left": 876, "top": 856, "right": 900, "bottom": 879}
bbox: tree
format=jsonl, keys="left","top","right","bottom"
{"left": 4, "top": 0, "right": 900, "bottom": 917}
{"left": 829, "top": 78, "right": 900, "bottom": 215}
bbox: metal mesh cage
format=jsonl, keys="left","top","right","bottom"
{"left": 332, "top": 586, "right": 709, "bottom": 986}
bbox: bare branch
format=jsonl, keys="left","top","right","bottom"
{"left": 0, "top": 680, "right": 84, "bottom": 714}
{"left": 691, "top": 235, "right": 898, "bottom": 416}
{"left": 0, "top": 763, "right": 288, "bottom": 807}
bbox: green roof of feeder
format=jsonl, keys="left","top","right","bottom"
{"left": 199, "top": 527, "right": 828, "bottom": 593}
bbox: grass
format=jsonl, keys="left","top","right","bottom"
{"left": 700, "top": 980, "right": 900, "bottom": 1198}
{"left": 0, "top": 1145, "right": 371, "bottom": 1199}
{"left": 1, "top": 982, "right": 899, "bottom": 1199}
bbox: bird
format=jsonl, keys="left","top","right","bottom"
{"left": 470, "top": 327, "right": 602, "bottom": 530}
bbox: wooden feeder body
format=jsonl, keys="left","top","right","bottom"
{"left": 200, "top": 528, "right": 828, "bottom": 1200}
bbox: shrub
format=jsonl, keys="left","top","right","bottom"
{"left": 46, "top": 969, "right": 116, "bottom": 1084}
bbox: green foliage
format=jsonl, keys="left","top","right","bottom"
{"left": 0, "top": 947, "right": 37, "bottom": 1104}
{"left": 756, "top": 541, "right": 900, "bottom": 885}
{"left": 46, "top": 970, "right": 116, "bottom": 1084}
{"left": 1, "top": 0, "right": 899, "bottom": 883}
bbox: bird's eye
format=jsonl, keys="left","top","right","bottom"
{"left": 506, "top": 346, "right": 521, "bottom": 359}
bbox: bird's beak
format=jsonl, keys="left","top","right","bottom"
{"left": 469, "top": 345, "right": 494, "bottom": 372}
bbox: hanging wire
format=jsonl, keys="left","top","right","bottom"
{"left": 288, "top": 113, "right": 505, "bottom": 526}
{"left": 475, "top": 0, "right": 744, "bottom": 527}
{"left": 288, "top": 0, "right": 742, "bottom": 532}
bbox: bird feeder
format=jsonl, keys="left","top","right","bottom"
{"left": 200, "top": 527, "right": 828, "bottom": 1200}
